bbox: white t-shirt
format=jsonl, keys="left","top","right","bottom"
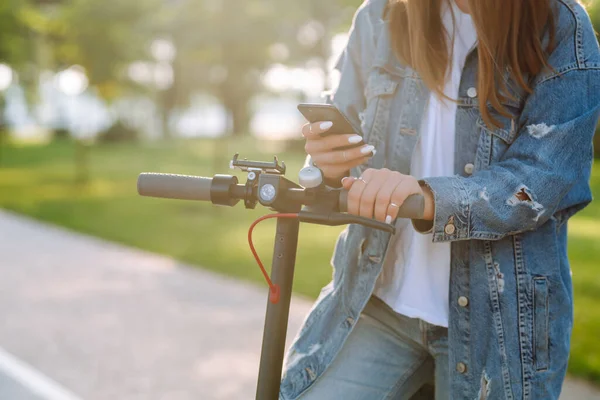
{"left": 374, "top": 1, "right": 477, "bottom": 328}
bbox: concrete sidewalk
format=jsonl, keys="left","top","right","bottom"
{"left": 0, "top": 210, "right": 598, "bottom": 399}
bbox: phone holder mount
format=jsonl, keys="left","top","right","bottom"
{"left": 230, "top": 153, "right": 287, "bottom": 175}
{"left": 230, "top": 153, "right": 292, "bottom": 210}
{"left": 229, "top": 153, "right": 395, "bottom": 235}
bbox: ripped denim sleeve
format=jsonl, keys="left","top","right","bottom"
{"left": 414, "top": 69, "right": 600, "bottom": 242}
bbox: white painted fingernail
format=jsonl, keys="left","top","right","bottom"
{"left": 361, "top": 145, "right": 375, "bottom": 155}
{"left": 320, "top": 121, "right": 333, "bottom": 131}
{"left": 371, "top": 149, "right": 377, "bottom": 156}
{"left": 385, "top": 215, "right": 392, "bottom": 224}
{"left": 348, "top": 135, "right": 363, "bottom": 144}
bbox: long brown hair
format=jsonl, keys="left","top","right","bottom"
{"left": 387, "top": 0, "right": 556, "bottom": 128}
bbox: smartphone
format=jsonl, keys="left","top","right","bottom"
{"left": 297, "top": 103, "right": 364, "bottom": 153}
{"left": 297, "top": 103, "right": 358, "bottom": 137}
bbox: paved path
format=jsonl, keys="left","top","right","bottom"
{"left": 0, "top": 210, "right": 598, "bottom": 399}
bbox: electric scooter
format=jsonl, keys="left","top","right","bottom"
{"left": 137, "top": 154, "right": 424, "bottom": 400}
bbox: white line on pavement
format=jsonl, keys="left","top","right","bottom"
{"left": 0, "top": 346, "right": 82, "bottom": 400}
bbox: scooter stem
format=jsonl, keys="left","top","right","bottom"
{"left": 255, "top": 217, "right": 300, "bottom": 400}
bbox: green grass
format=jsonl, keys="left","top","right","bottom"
{"left": 0, "top": 139, "right": 599, "bottom": 384}
{"left": 0, "top": 139, "right": 342, "bottom": 299}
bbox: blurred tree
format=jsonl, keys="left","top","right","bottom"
{"left": 0, "top": 0, "right": 161, "bottom": 126}
{"left": 282, "top": 0, "right": 356, "bottom": 91}
{"left": 158, "top": 0, "right": 359, "bottom": 137}
{"left": 50, "top": 0, "right": 162, "bottom": 101}
{"left": 0, "top": 0, "right": 30, "bottom": 165}
{"left": 0, "top": 0, "right": 369, "bottom": 141}
{"left": 0, "top": 0, "right": 30, "bottom": 67}
{"left": 156, "top": 0, "right": 284, "bottom": 136}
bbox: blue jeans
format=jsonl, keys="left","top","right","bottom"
{"left": 299, "top": 296, "right": 449, "bottom": 399}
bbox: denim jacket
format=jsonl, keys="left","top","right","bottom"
{"left": 280, "top": 0, "right": 600, "bottom": 398}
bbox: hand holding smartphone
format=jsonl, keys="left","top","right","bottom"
{"left": 297, "top": 103, "right": 358, "bottom": 137}
{"left": 297, "top": 103, "right": 367, "bottom": 151}
{"left": 297, "top": 103, "right": 375, "bottom": 184}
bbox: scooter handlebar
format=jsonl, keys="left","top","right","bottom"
{"left": 338, "top": 191, "right": 425, "bottom": 220}
{"left": 137, "top": 173, "right": 425, "bottom": 220}
{"left": 137, "top": 173, "right": 213, "bottom": 202}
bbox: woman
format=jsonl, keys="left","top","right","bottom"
{"left": 280, "top": 0, "right": 600, "bottom": 399}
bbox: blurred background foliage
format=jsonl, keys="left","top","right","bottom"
{"left": 0, "top": 0, "right": 599, "bottom": 387}
{"left": 0, "top": 0, "right": 597, "bottom": 143}
{"left": 0, "top": 0, "right": 361, "bottom": 141}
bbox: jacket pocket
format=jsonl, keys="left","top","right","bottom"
{"left": 472, "top": 102, "right": 520, "bottom": 168}
{"left": 533, "top": 277, "right": 550, "bottom": 371}
{"left": 360, "top": 70, "right": 399, "bottom": 144}
{"left": 475, "top": 99, "right": 521, "bottom": 143}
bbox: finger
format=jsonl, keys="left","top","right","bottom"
{"left": 301, "top": 121, "right": 333, "bottom": 139}
{"left": 341, "top": 176, "right": 356, "bottom": 190}
{"left": 305, "top": 134, "right": 364, "bottom": 154}
{"left": 358, "top": 169, "right": 391, "bottom": 219}
{"left": 373, "top": 173, "right": 403, "bottom": 222}
{"left": 319, "top": 157, "right": 370, "bottom": 182}
{"left": 387, "top": 179, "right": 422, "bottom": 222}
{"left": 311, "top": 144, "right": 375, "bottom": 166}
{"left": 347, "top": 169, "right": 376, "bottom": 216}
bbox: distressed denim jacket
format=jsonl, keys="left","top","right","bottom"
{"left": 280, "top": 0, "right": 600, "bottom": 399}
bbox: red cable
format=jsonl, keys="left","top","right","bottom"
{"left": 248, "top": 213, "right": 299, "bottom": 304}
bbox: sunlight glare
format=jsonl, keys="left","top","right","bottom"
{"left": 153, "top": 62, "right": 174, "bottom": 90}
{"left": 128, "top": 61, "right": 154, "bottom": 85}
{"left": 151, "top": 38, "right": 176, "bottom": 63}
{"left": 263, "top": 64, "right": 290, "bottom": 92}
{"left": 269, "top": 43, "right": 290, "bottom": 62}
{"left": 55, "top": 65, "right": 89, "bottom": 96}
{"left": 0, "top": 64, "right": 13, "bottom": 91}
{"left": 297, "top": 20, "right": 325, "bottom": 47}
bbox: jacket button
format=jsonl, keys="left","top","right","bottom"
{"left": 456, "top": 362, "right": 467, "bottom": 374}
{"left": 444, "top": 223, "right": 456, "bottom": 235}
{"left": 458, "top": 296, "right": 469, "bottom": 307}
{"left": 467, "top": 87, "right": 478, "bottom": 98}
{"left": 464, "top": 163, "right": 474, "bottom": 175}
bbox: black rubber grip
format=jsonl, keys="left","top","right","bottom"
{"left": 137, "top": 173, "right": 213, "bottom": 201}
{"left": 338, "top": 193, "right": 425, "bottom": 220}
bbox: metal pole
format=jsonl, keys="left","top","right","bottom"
{"left": 255, "top": 217, "right": 300, "bottom": 400}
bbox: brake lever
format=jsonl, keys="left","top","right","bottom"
{"left": 345, "top": 214, "right": 396, "bottom": 234}
{"left": 297, "top": 210, "right": 396, "bottom": 235}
